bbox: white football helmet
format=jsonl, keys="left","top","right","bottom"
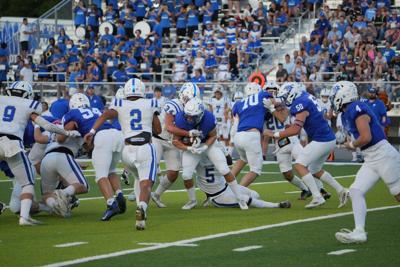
{"left": 213, "top": 84, "right": 224, "bottom": 95}
{"left": 244, "top": 82, "right": 261, "bottom": 97}
{"left": 233, "top": 91, "right": 244, "bottom": 101}
{"left": 115, "top": 87, "right": 125, "bottom": 99}
{"left": 264, "top": 81, "right": 280, "bottom": 96}
{"left": 179, "top": 82, "right": 200, "bottom": 105}
{"left": 69, "top": 93, "right": 90, "bottom": 109}
{"left": 124, "top": 78, "right": 145, "bottom": 98}
{"left": 320, "top": 88, "right": 331, "bottom": 97}
{"left": 277, "top": 82, "right": 302, "bottom": 106}
{"left": 184, "top": 97, "right": 205, "bottom": 125}
{"left": 331, "top": 81, "right": 358, "bottom": 112}
{"left": 6, "top": 81, "right": 33, "bottom": 99}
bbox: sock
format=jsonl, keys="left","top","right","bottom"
{"left": 320, "top": 171, "right": 344, "bottom": 194}
{"left": 155, "top": 175, "right": 172, "bottom": 196}
{"left": 39, "top": 202, "right": 52, "bottom": 213}
{"left": 115, "top": 189, "right": 123, "bottom": 196}
{"left": 250, "top": 198, "right": 279, "bottom": 208}
{"left": 134, "top": 178, "right": 141, "bottom": 199}
{"left": 291, "top": 176, "right": 308, "bottom": 191}
{"left": 62, "top": 185, "right": 75, "bottom": 197}
{"left": 139, "top": 201, "right": 148, "bottom": 212}
{"left": 106, "top": 198, "right": 114, "bottom": 206}
{"left": 352, "top": 151, "right": 357, "bottom": 161}
{"left": 315, "top": 178, "right": 324, "bottom": 190}
{"left": 20, "top": 199, "right": 32, "bottom": 219}
{"left": 187, "top": 186, "right": 196, "bottom": 201}
{"left": 228, "top": 180, "right": 241, "bottom": 198}
{"left": 349, "top": 188, "right": 366, "bottom": 232}
{"left": 301, "top": 173, "right": 322, "bottom": 198}
{"left": 45, "top": 197, "right": 56, "bottom": 208}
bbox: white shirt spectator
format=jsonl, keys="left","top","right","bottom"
{"left": 20, "top": 66, "right": 33, "bottom": 82}
{"left": 20, "top": 23, "right": 30, "bottom": 42}
{"left": 283, "top": 61, "right": 294, "bottom": 74}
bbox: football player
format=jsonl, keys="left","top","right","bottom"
{"left": 196, "top": 152, "right": 291, "bottom": 209}
{"left": 332, "top": 81, "right": 400, "bottom": 244}
{"left": 172, "top": 98, "right": 249, "bottom": 210}
{"left": 208, "top": 85, "right": 230, "bottom": 150}
{"left": 151, "top": 82, "right": 202, "bottom": 210}
{"left": 85, "top": 78, "right": 161, "bottom": 230}
{"left": 0, "top": 81, "right": 80, "bottom": 225}
{"left": 63, "top": 93, "right": 126, "bottom": 221}
{"left": 264, "top": 83, "right": 349, "bottom": 209}
{"left": 228, "top": 91, "right": 244, "bottom": 156}
{"left": 318, "top": 88, "right": 335, "bottom": 161}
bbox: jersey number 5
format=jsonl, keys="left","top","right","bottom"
{"left": 130, "top": 109, "right": 142, "bottom": 130}
{"left": 205, "top": 167, "right": 215, "bottom": 183}
{"left": 1, "top": 106, "right": 16, "bottom": 122}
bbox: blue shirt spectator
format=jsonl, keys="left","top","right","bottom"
{"left": 74, "top": 6, "right": 86, "bottom": 26}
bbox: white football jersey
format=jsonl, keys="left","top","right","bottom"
{"left": 195, "top": 155, "right": 226, "bottom": 195}
{"left": 110, "top": 97, "right": 156, "bottom": 139}
{"left": 158, "top": 98, "right": 183, "bottom": 140}
{"left": 265, "top": 114, "right": 299, "bottom": 145}
{"left": 0, "top": 96, "right": 42, "bottom": 140}
{"left": 209, "top": 97, "right": 227, "bottom": 123}
{"left": 45, "top": 131, "right": 83, "bottom": 157}
{"left": 318, "top": 99, "right": 332, "bottom": 126}
{"left": 152, "top": 96, "right": 166, "bottom": 110}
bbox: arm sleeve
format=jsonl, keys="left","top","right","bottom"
{"left": 34, "top": 116, "right": 69, "bottom": 136}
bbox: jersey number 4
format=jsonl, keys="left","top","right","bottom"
{"left": 1, "top": 106, "right": 16, "bottom": 122}
{"left": 130, "top": 109, "right": 142, "bottom": 130}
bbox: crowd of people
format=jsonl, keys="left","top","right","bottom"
{"left": 276, "top": 1, "right": 400, "bottom": 102}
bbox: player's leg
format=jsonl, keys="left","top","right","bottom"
{"left": 108, "top": 147, "right": 126, "bottom": 214}
{"left": 134, "top": 143, "right": 157, "bottom": 230}
{"left": 376, "top": 144, "right": 400, "bottom": 201}
{"left": 231, "top": 132, "right": 248, "bottom": 177}
{"left": 240, "top": 132, "right": 263, "bottom": 187}
{"left": 335, "top": 164, "right": 379, "bottom": 244}
{"left": 181, "top": 150, "right": 201, "bottom": 209}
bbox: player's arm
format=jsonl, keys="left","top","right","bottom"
{"left": 204, "top": 128, "right": 217, "bottom": 147}
{"left": 272, "top": 103, "right": 289, "bottom": 123}
{"left": 165, "top": 113, "right": 190, "bottom": 137}
{"left": 84, "top": 109, "right": 118, "bottom": 143}
{"left": 30, "top": 113, "right": 76, "bottom": 137}
{"left": 152, "top": 114, "right": 162, "bottom": 135}
{"left": 57, "top": 121, "right": 77, "bottom": 143}
{"left": 265, "top": 111, "right": 308, "bottom": 139}
{"left": 172, "top": 134, "right": 189, "bottom": 150}
{"left": 344, "top": 114, "right": 372, "bottom": 149}
{"left": 33, "top": 127, "right": 50, "bottom": 144}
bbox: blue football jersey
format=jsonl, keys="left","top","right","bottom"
{"left": 50, "top": 98, "right": 69, "bottom": 119}
{"left": 232, "top": 91, "right": 272, "bottom": 133}
{"left": 290, "top": 93, "right": 335, "bottom": 142}
{"left": 341, "top": 101, "right": 386, "bottom": 150}
{"left": 174, "top": 110, "right": 216, "bottom": 142}
{"left": 62, "top": 107, "right": 113, "bottom": 137}
{"left": 364, "top": 99, "right": 387, "bottom": 126}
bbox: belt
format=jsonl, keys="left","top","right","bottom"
{"left": 45, "top": 147, "right": 74, "bottom": 157}
{"left": 125, "top": 132, "right": 152, "bottom": 146}
{"left": 206, "top": 184, "right": 228, "bottom": 198}
{"left": 0, "top": 133, "right": 21, "bottom": 141}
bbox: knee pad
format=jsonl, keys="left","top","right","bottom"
{"left": 21, "top": 184, "right": 35, "bottom": 195}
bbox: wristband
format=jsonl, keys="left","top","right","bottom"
{"left": 89, "top": 128, "right": 96, "bottom": 135}
{"left": 273, "top": 132, "right": 280, "bottom": 138}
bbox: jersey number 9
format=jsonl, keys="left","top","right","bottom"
{"left": 2, "top": 106, "right": 16, "bottom": 122}
{"left": 130, "top": 109, "right": 142, "bottom": 130}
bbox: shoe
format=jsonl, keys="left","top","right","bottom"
{"left": 279, "top": 200, "right": 291, "bottom": 208}
{"left": 0, "top": 202, "right": 5, "bottom": 215}
{"left": 116, "top": 193, "right": 127, "bottom": 214}
{"left": 69, "top": 196, "right": 80, "bottom": 210}
{"left": 121, "top": 169, "right": 130, "bottom": 185}
{"left": 335, "top": 228, "right": 367, "bottom": 244}
{"left": 299, "top": 190, "right": 312, "bottom": 200}
{"left": 226, "top": 154, "right": 233, "bottom": 166}
{"left": 53, "top": 190, "right": 72, "bottom": 217}
{"left": 338, "top": 188, "right": 350, "bottom": 208}
{"left": 320, "top": 188, "right": 332, "bottom": 200}
{"left": 151, "top": 192, "right": 167, "bottom": 208}
{"left": 135, "top": 206, "right": 147, "bottom": 230}
{"left": 101, "top": 201, "right": 120, "bottom": 221}
{"left": 127, "top": 191, "right": 136, "bottom": 202}
{"left": 19, "top": 216, "right": 43, "bottom": 226}
{"left": 182, "top": 200, "right": 197, "bottom": 210}
{"left": 237, "top": 197, "right": 249, "bottom": 210}
{"left": 305, "top": 196, "right": 326, "bottom": 209}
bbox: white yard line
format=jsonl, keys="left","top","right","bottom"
{"left": 41, "top": 205, "right": 400, "bottom": 267}
{"left": 233, "top": 245, "right": 263, "bottom": 252}
{"left": 138, "top": 242, "right": 198, "bottom": 247}
{"left": 54, "top": 242, "right": 88, "bottom": 248}
{"left": 327, "top": 249, "right": 356, "bottom": 256}
{"left": 285, "top": 191, "right": 302, "bottom": 194}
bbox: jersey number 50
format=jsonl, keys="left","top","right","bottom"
{"left": 130, "top": 109, "right": 142, "bottom": 130}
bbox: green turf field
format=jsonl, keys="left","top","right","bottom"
{"left": 0, "top": 163, "right": 399, "bottom": 267}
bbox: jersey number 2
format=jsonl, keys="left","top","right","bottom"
{"left": 130, "top": 109, "right": 142, "bottom": 130}
{"left": 2, "top": 106, "right": 16, "bottom": 122}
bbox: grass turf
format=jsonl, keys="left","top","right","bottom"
{"left": 0, "top": 163, "right": 398, "bottom": 267}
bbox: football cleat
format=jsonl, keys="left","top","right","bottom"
{"left": 299, "top": 190, "right": 312, "bottom": 200}
{"left": 19, "top": 216, "right": 43, "bottom": 226}
{"left": 54, "top": 190, "right": 72, "bottom": 217}
{"left": 237, "top": 198, "right": 249, "bottom": 210}
{"left": 320, "top": 188, "right": 332, "bottom": 200}
{"left": 135, "top": 206, "right": 147, "bottom": 230}
{"left": 127, "top": 191, "right": 136, "bottom": 202}
{"left": 305, "top": 196, "right": 326, "bottom": 209}
{"left": 182, "top": 200, "right": 198, "bottom": 210}
{"left": 101, "top": 201, "right": 120, "bottom": 221}
{"left": 69, "top": 196, "right": 80, "bottom": 210}
{"left": 279, "top": 200, "right": 291, "bottom": 208}
{"left": 335, "top": 228, "right": 367, "bottom": 244}
{"left": 202, "top": 197, "right": 211, "bottom": 207}
{"left": 151, "top": 192, "right": 167, "bottom": 208}
{"left": 0, "top": 202, "right": 5, "bottom": 215}
{"left": 121, "top": 169, "right": 130, "bottom": 185}
{"left": 338, "top": 188, "right": 350, "bottom": 208}
{"left": 116, "top": 193, "right": 127, "bottom": 214}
